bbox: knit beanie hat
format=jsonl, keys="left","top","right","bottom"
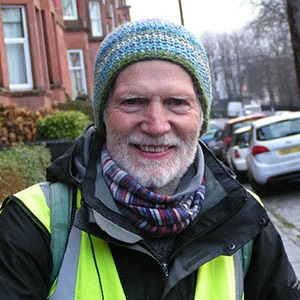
{"left": 93, "top": 18, "right": 212, "bottom": 138}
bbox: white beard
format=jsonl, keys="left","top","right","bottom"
{"left": 106, "top": 132, "right": 199, "bottom": 192}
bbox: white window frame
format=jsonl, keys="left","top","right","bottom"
{"left": 67, "top": 49, "right": 87, "bottom": 99}
{"left": 105, "top": 23, "right": 110, "bottom": 34}
{"left": 109, "top": 3, "right": 115, "bottom": 29}
{"left": 89, "top": 2, "right": 103, "bottom": 37}
{"left": 2, "top": 5, "right": 33, "bottom": 91}
{"left": 62, "top": 0, "right": 78, "bottom": 20}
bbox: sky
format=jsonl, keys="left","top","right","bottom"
{"left": 126, "top": 0, "right": 256, "bottom": 36}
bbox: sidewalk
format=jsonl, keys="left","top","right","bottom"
{"left": 268, "top": 211, "right": 300, "bottom": 278}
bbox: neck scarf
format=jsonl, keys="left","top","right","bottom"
{"left": 101, "top": 147, "right": 205, "bottom": 238}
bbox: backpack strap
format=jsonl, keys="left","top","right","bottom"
{"left": 49, "top": 182, "right": 75, "bottom": 284}
{"left": 240, "top": 240, "right": 253, "bottom": 275}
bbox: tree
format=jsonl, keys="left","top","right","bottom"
{"left": 286, "top": 0, "right": 300, "bottom": 99}
{"left": 249, "top": 0, "right": 299, "bottom": 104}
{"left": 200, "top": 0, "right": 299, "bottom": 107}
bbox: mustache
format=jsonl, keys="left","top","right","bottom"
{"left": 126, "top": 133, "right": 183, "bottom": 147}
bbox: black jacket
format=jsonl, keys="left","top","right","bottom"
{"left": 0, "top": 126, "right": 299, "bottom": 300}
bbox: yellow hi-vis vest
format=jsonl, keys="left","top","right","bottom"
{"left": 12, "top": 183, "right": 247, "bottom": 300}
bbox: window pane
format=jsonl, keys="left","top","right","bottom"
{"left": 2, "top": 6, "right": 32, "bottom": 89}
{"left": 89, "top": 2, "right": 102, "bottom": 36}
{"left": 62, "top": 0, "right": 78, "bottom": 19}
{"left": 71, "top": 70, "right": 84, "bottom": 92}
{"left": 109, "top": 3, "right": 115, "bottom": 29}
{"left": 69, "top": 53, "right": 81, "bottom": 67}
{"left": 258, "top": 118, "right": 300, "bottom": 141}
{"left": 2, "top": 7, "right": 24, "bottom": 38}
{"left": 89, "top": 2, "right": 98, "bottom": 17}
{"left": 68, "top": 50, "right": 87, "bottom": 98}
{"left": 5, "top": 44, "right": 27, "bottom": 84}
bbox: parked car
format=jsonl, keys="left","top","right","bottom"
{"left": 243, "top": 103, "right": 262, "bottom": 116}
{"left": 227, "top": 101, "right": 243, "bottom": 118}
{"left": 246, "top": 111, "right": 300, "bottom": 194}
{"left": 227, "top": 126, "right": 251, "bottom": 180}
{"left": 208, "top": 128, "right": 224, "bottom": 160}
{"left": 201, "top": 120, "right": 219, "bottom": 145}
{"left": 221, "top": 113, "right": 266, "bottom": 165}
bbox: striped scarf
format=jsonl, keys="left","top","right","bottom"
{"left": 101, "top": 147, "right": 205, "bottom": 238}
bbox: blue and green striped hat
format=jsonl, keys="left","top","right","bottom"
{"left": 93, "top": 18, "right": 212, "bottom": 137}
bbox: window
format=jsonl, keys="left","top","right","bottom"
{"left": 89, "top": 2, "right": 103, "bottom": 37}
{"left": 109, "top": 3, "right": 115, "bottom": 29}
{"left": 105, "top": 23, "right": 110, "bottom": 34}
{"left": 257, "top": 118, "right": 300, "bottom": 141}
{"left": 62, "top": 0, "right": 78, "bottom": 20}
{"left": 236, "top": 131, "right": 250, "bottom": 147}
{"left": 67, "top": 50, "right": 87, "bottom": 99}
{"left": 2, "top": 6, "right": 33, "bottom": 90}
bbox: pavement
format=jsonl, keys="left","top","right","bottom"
{"left": 241, "top": 181, "right": 300, "bottom": 279}
{"left": 266, "top": 209, "right": 300, "bottom": 278}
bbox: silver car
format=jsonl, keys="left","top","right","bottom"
{"left": 246, "top": 111, "right": 300, "bottom": 194}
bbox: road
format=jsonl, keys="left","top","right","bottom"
{"left": 245, "top": 182, "right": 300, "bottom": 278}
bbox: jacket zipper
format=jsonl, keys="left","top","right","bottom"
{"left": 161, "top": 262, "right": 169, "bottom": 278}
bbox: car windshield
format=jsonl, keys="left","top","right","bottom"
{"left": 208, "top": 122, "right": 218, "bottom": 130}
{"left": 257, "top": 118, "right": 300, "bottom": 141}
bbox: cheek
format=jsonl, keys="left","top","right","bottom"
{"left": 105, "top": 110, "right": 137, "bottom": 136}
{"left": 177, "top": 110, "right": 202, "bottom": 135}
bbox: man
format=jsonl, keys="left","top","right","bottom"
{"left": 0, "top": 19, "right": 299, "bottom": 300}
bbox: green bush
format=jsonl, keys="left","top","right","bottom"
{"left": 58, "top": 99, "right": 93, "bottom": 121}
{"left": 0, "top": 144, "right": 51, "bottom": 201}
{"left": 36, "top": 110, "right": 92, "bottom": 140}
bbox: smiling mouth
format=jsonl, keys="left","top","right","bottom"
{"left": 135, "top": 145, "right": 172, "bottom": 153}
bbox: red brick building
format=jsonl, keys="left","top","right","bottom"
{"left": 0, "top": 0, "right": 131, "bottom": 110}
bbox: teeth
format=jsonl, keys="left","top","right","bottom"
{"left": 137, "top": 145, "right": 169, "bottom": 153}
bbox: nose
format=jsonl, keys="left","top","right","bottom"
{"left": 140, "top": 101, "right": 171, "bottom": 136}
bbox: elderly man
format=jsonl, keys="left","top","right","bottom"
{"left": 0, "top": 19, "right": 299, "bottom": 300}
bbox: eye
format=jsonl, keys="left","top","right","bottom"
{"left": 172, "top": 98, "right": 185, "bottom": 106}
{"left": 120, "top": 97, "right": 147, "bottom": 112}
{"left": 165, "top": 97, "right": 190, "bottom": 113}
{"left": 123, "top": 98, "right": 140, "bottom": 105}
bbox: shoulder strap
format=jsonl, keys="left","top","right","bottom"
{"left": 240, "top": 240, "right": 253, "bottom": 275}
{"left": 49, "top": 182, "right": 74, "bottom": 284}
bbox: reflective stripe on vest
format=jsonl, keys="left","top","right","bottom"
{"left": 49, "top": 226, "right": 126, "bottom": 300}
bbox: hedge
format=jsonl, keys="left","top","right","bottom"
{"left": 0, "top": 144, "right": 51, "bottom": 202}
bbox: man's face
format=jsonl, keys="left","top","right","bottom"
{"left": 104, "top": 60, "right": 202, "bottom": 190}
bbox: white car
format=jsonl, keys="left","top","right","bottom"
{"left": 227, "top": 126, "right": 251, "bottom": 180}
{"left": 246, "top": 111, "right": 300, "bottom": 194}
